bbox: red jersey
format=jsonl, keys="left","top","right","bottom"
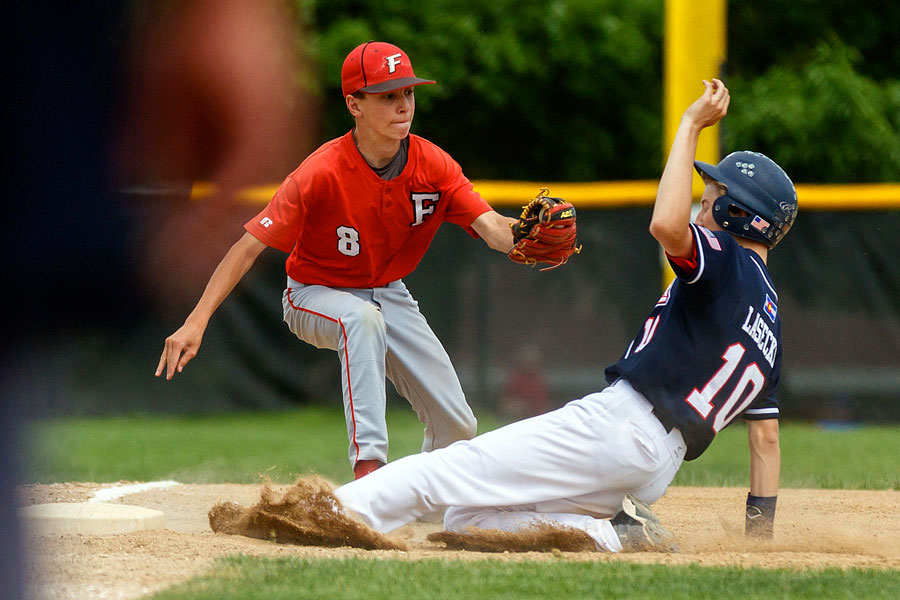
{"left": 245, "top": 131, "right": 492, "bottom": 288}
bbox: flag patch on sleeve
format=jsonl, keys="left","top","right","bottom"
{"left": 698, "top": 226, "right": 722, "bottom": 251}
{"left": 764, "top": 295, "right": 778, "bottom": 322}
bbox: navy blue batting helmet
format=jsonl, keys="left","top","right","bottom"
{"left": 694, "top": 151, "right": 798, "bottom": 248}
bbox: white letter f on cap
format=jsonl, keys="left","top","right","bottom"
{"left": 385, "top": 53, "right": 402, "bottom": 73}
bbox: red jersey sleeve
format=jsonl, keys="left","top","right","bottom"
{"left": 666, "top": 235, "right": 699, "bottom": 277}
{"left": 437, "top": 151, "right": 492, "bottom": 234}
{"left": 244, "top": 175, "right": 305, "bottom": 253}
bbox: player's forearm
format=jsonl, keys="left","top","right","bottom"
{"left": 650, "top": 117, "right": 702, "bottom": 246}
{"left": 185, "top": 233, "right": 265, "bottom": 328}
{"left": 471, "top": 211, "right": 516, "bottom": 252}
{"left": 749, "top": 449, "right": 780, "bottom": 496}
{"left": 748, "top": 419, "right": 780, "bottom": 496}
{"left": 746, "top": 419, "right": 780, "bottom": 538}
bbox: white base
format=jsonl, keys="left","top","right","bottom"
{"left": 21, "top": 502, "right": 165, "bottom": 535}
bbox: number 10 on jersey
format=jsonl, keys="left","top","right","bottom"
{"left": 686, "top": 343, "right": 765, "bottom": 433}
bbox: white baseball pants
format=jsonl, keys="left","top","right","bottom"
{"left": 283, "top": 277, "right": 477, "bottom": 469}
{"left": 335, "top": 379, "right": 685, "bottom": 551}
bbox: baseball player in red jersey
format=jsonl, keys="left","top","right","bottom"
{"left": 156, "top": 42, "right": 516, "bottom": 479}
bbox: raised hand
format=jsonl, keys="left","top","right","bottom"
{"left": 683, "top": 78, "right": 730, "bottom": 130}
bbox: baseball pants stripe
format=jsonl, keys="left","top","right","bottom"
{"left": 283, "top": 298, "right": 362, "bottom": 461}
{"left": 284, "top": 282, "right": 388, "bottom": 466}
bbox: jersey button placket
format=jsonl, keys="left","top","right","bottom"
{"left": 383, "top": 186, "right": 393, "bottom": 213}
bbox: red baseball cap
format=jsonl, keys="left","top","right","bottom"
{"left": 341, "top": 41, "right": 436, "bottom": 97}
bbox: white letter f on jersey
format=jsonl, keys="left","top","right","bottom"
{"left": 411, "top": 193, "right": 439, "bottom": 226}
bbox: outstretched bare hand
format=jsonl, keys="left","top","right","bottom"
{"left": 683, "top": 78, "right": 730, "bottom": 130}
{"left": 155, "top": 322, "right": 205, "bottom": 380}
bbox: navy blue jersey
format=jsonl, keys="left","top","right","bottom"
{"left": 605, "top": 223, "right": 782, "bottom": 460}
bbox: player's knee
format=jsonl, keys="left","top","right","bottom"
{"left": 443, "top": 506, "right": 478, "bottom": 531}
{"left": 344, "top": 303, "right": 385, "bottom": 337}
{"left": 425, "top": 411, "right": 476, "bottom": 451}
{"left": 448, "top": 411, "right": 477, "bottom": 442}
{"left": 462, "top": 414, "right": 478, "bottom": 440}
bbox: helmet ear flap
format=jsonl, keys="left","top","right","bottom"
{"left": 712, "top": 194, "right": 775, "bottom": 247}
{"left": 710, "top": 194, "right": 731, "bottom": 230}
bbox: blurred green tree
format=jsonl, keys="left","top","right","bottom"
{"left": 726, "top": 38, "right": 900, "bottom": 183}
{"left": 300, "top": 0, "right": 663, "bottom": 180}
{"left": 295, "top": 0, "right": 900, "bottom": 183}
{"left": 727, "top": 0, "right": 900, "bottom": 81}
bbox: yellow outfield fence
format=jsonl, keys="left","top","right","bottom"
{"left": 192, "top": 180, "right": 900, "bottom": 211}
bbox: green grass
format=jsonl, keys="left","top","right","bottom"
{"left": 150, "top": 556, "right": 900, "bottom": 600}
{"left": 24, "top": 406, "right": 899, "bottom": 489}
{"left": 674, "top": 421, "right": 900, "bottom": 490}
{"left": 23, "top": 406, "right": 503, "bottom": 485}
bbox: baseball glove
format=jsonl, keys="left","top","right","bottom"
{"left": 508, "top": 189, "right": 581, "bottom": 271}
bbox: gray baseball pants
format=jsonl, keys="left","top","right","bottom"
{"left": 283, "top": 277, "right": 477, "bottom": 470}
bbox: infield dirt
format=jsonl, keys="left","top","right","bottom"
{"left": 18, "top": 482, "right": 900, "bottom": 600}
